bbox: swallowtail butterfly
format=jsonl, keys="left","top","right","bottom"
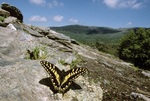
{"left": 40, "top": 61, "right": 88, "bottom": 93}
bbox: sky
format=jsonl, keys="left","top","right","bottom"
{"left": 1, "top": 0, "right": 150, "bottom": 28}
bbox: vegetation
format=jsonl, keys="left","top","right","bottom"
{"left": 50, "top": 25, "right": 149, "bottom": 57}
{"left": 25, "top": 45, "right": 48, "bottom": 60}
{"left": 50, "top": 25, "right": 149, "bottom": 44}
{"left": 51, "top": 25, "right": 150, "bottom": 70}
{"left": 0, "top": 16, "right": 5, "bottom": 22}
{"left": 117, "top": 28, "right": 150, "bottom": 70}
{"left": 83, "top": 42, "right": 118, "bottom": 56}
{"left": 23, "top": 29, "right": 31, "bottom": 34}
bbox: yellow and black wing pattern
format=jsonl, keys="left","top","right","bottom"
{"left": 40, "top": 61, "right": 88, "bottom": 93}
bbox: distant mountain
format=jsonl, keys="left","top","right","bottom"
{"left": 50, "top": 25, "right": 150, "bottom": 44}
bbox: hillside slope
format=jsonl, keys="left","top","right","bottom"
{"left": 50, "top": 25, "right": 149, "bottom": 44}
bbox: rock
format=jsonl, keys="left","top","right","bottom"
{"left": 49, "top": 30, "right": 71, "bottom": 42}
{"left": 1, "top": 2, "right": 23, "bottom": 22}
{"left": 65, "top": 53, "right": 76, "bottom": 64}
{"left": 103, "top": 62, "right": 114, "bottom": 69}
{"left": 4, "top": 16, "right": 17, "bottom": 23}
{"left": 71, "top": 39, "right": 80, "bottom": 45}
{"left": 142, "top": 71, "right": 150, "bottom": 78}
{"left": 47, "top": 30, "right": 72, "bottom": 48}
{"left": 6, "top": 23, "right": 17, "bottom": 30}
{"left": 31, "top": 26, "right": 50, "bottom": 35}
{"left": 130, "top": 92, "right": 150, "bottom": 101}
{"left": 12, "top": 23, "right": 23, "bottom": 30}
{"left": 0, "top": 8, "right": 10, "bottom": 17}
{"left": 23, "top": 27, "right": 44, "bottom": 37}
{"left": 0, "top": 22, "right": 8, "bottom": 27}
{"left": 0, "top": 23, "right": 103, "bottom": 100}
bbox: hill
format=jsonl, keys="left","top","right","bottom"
{"left": 50, "top": 25, "right": 149, "bottom": 44}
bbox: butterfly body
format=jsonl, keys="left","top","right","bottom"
{"left": 40, "top": 61, "right": 88, "bottom": 93}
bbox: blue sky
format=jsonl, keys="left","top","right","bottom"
{"left": 2, "top": 0, "right": 150, "bottom": 28}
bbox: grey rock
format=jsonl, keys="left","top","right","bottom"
{"left": 6, "top": 23, "right": 17, "bottom": 30}
{"left": 142, "top": 71, "right": 150, "bottom": 78}
{"left": 130, "top": 92, "right": 150, "bottom": 101}
{"left": 65, "top": 53, "right": 76, "bottom": 64}
{"left": 23, "top": 27, "right": 44, "bottom": 37}
{"left": 0, "top": 22, "right": 8, "bottom": 27}
{"left": 71, "top": 39, "right": 80, "bottom": 45}
{"left": 1, "top": 2, "right": 23, "bottom": 22}
{"left": 47, "top": 30, "right": 72, "bottom": 48}
{"left": 4, "top": 16, "right": 17, "bottom": 23}
{"left": 73, "top": 44, "right": 98, "bottom": 59}
{"left": 35, "top": 26, "right": 50, "bottom": 35}
{"left": 12, "top": 23, "right": 23, "bottom": 30}
{"left": 103, "top": 62, "right": 114, "bottom": 69}
{"left": 0, "top": 20, "right": 105, "bottom": 100}
{"left": 115, "top": 68, "right": 122, "bottom": 72}
{"left": 49, "top": 30, "right": 71, "bottom": 42}
{"left": 0, "top": 8, "right": 10, "bottom": 17}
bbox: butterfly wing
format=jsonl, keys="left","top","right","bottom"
{"left": 40, "top": 61, "right": 61, "bottom": 90}
{"left": 60, "top": 67, "right": 88, "bottom": 92}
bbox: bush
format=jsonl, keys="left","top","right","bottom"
{"left": 117, "top": 28, "right": 150, "bottom": 70}
{"left": 0, "top": 16, "right": 5, "bottom": 22}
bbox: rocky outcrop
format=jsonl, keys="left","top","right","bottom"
{"left": 3, "top": 16, "right": 17, "bottom": 23}
{"left": 0, "top": 23, "right": 103, "bottom": 100}
{"left": 29, "top": 25, "right": 50, "bottom": 35}
{"left": 1, "top": 2, "right": 23, "bottom": 22}
{"left": 0, "top": 8, "right": 10, "bottom": 17}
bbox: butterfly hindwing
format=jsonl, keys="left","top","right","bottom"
{"left": 40, "top": 61, "right": 88, "bottom": 93}
{"left": 40, "top": 61, "right": 61, "bottom": 90}
{"left": 60, "top": 67, "right": 88, "bottom": 92}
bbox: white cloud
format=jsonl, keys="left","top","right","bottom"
{"left": 48, "top": 0, "right": 64, "bottom": 8}
{"left": 28, "top": 15, "right": 47, "bottom": 22}
{"left": 53, "top": 15, "right": 63, "bottom": 22}
{"left": 126, "top": 22, "right": 132, "bottom": 26}
{"left": 29, "top": 0, "right": 46, "bottom": 5}
{"left": 132, "top": 3, "right": 142, "bottom": 9}
{"left": 103, "top": 0, "right": 143, "bottom": 9}
{"left": 69, "top": 18, "right": 78, "bottom": 23}
{"left": 103, "top": 0, "right": 119, "bottom": 8}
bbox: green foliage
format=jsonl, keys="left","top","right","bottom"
{"left": 58, "top": 58, "right": 67, "bottom": 66}
{"left": 25, "top": 45, "right": 48, "bottom": 60}
{"left": 0, "top": 16, "right": 5, "bottom": 22}
{"left": 114, "top": 84, "right": 118, "bottom": 89}
{"left": 50, "top": 25, "right": 132, "bottom": 44}
{"left": 23, "top": 29, "right": 31, "bottom": 34}
{"left": 33, "top": 46, "right": 39, "bottom": 60}
{"left": 92, "top": 79, "right": 98, "bottom": 83}
{"left": 83, "top": 42, "right": 118, "bottom": 57}
{"left": 117, "top": 28, "right": 150, "bottom": 70}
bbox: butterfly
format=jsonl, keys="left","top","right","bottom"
{"left": 40, "top": 60, "right": 88, "bottom": 94}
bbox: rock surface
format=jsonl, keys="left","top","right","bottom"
{"left": 1, "top": 2, "right": 23, "bottom": 22}
{"left": 0, "top": 24, "right": 103, "bottom": 101}
{"left": 4, "top": 16, "right": 17, "bottom": 24}
{"left": 0, "top": 8, "right": 10, "bottom": 17}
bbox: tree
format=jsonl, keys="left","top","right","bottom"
{"left": 117, "top": 28, "right": 150, "bottom": 70}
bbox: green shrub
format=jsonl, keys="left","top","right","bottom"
{"left": 0, "top": 16, "right": 5, "bottom": 22}
{"left": 117, "top": 28, "right": 150, "bottom": 70}
{"left": 25, "top": 45, "right": 48, "bottom": 60}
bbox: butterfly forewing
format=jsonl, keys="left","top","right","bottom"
{"left": 60, "top": 67, "right": 88, "bottom": 91}
{"left": 40, "top": 61, "right": 61, "bottom": 90}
